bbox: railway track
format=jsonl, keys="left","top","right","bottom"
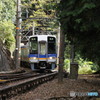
{"left": 0, "top": 71, "right": 40, "bottom": 84}
{"left": 0, "top": 71, "right": 57, "bottom": 100}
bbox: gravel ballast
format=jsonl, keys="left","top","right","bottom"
{"left": 9, "top": 75, "right": 100, "bottom": 100}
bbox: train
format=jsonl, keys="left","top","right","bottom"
{"left": 20, "top": 35, "right": 57, "bottom": 71}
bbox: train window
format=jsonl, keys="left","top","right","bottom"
{"left": 48, "top": 37, "right": 55, "bottom": 41}
{"left": 48, "top": 37, "right": 56, "bottom": 54}
{"left": 39, "top": 43, "right": 46, "bottom": 55}
{"left": 30, "top": 37, "right": 38, "bottom": 54}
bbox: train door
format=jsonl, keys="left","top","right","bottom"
{"left": 38, "top": 41, "right": 47, "bottom": 68}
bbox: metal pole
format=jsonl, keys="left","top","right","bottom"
{"left": 32, "top": 22, "right": 35, "bottom": 35}
{"left": 26, "top": 8, "right": 29, "bottom": 18}
{"left": 15, "top": 0, "right": 21, "bottom": 68}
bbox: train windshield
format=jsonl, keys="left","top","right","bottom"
{"left": 39, "top": 42, "right": 46, "bottom": 55}
{"left": 30, "top": 37, "right": 38, "bottom": 54}
{"left": 48, "top": 37, "right": 56, "bottom": 54}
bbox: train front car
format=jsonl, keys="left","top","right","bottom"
{"left": 29, "top": 35, "right": 57, "bottom": 71}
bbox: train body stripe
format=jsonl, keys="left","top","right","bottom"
{"left": 48, "top": 54, "right": 57, "bottom": 57}
{"left": 39, "top": 58, "right": 47, "bottom": 60}
{"left": 22, "top": 54, "right": 57, "bottom": 61}
{"left": 39, "top": 54, "right": 46, "bottom": 58}
{"left": 28, "top": 54, "right": 57, "bottom": 58}
{"left": 28, "top": 54, "right": 38, "bottom": 57}
{"left": 48, "top": 54, "right": 57, "bottom": 56}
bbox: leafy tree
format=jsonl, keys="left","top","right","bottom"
{"left": 0, "top": 0, "right": 16, "bottom": 71}
{"left": 0, "top": 20, "right": 15, "bottom": 50}
{"left": 21, "top": 0, "right": 58, "bottom": 33}
{"left": 0, "top": 0, "right": 16, "bottom": 21}
{"left": 57, "top": 0, "right": 100, "bottom": 68}
{"left": 0, "top": 0, "right": 16, "bottom": 50}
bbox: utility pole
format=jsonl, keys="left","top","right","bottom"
{"left": 58, "top": 23, "right": 65, "bottom": 84}
{"left": 26, "top": 8, "right": 29, "bottom": 18}
{"left": 32, "top": 22, "right": 35, "bottom": 35}
{"left": 15, "top": 0, "right": 21, "bottom": 68}
{"left": 57, "top": 24, "right": 60, "bottom": 67}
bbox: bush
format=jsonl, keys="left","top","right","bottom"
{"left": 78, "top": 66, "right": 95, "bottom": 74}
{"left": 76, "top": 56, "right": 97, "bottom": 74}
{"left": 64, "top": 57, "right": 98, "bottom": 74}
{"left": 64, "top": 59, "right": 70, "bottom": 72}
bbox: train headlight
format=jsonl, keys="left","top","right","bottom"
{"left": 49, "top": 57, "right": 53, "bottom": 59}
{"left": 30, "top": 57, "right": 37, "bottom": 60}
{"left": 49, "top": 57, "right": 55, "bottom": 59}
{"left": 33, "top": 57, "right": 37, "bottom": 60}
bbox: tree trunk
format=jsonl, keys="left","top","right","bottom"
{"left": 58, "top": 25, "right": 65, "bottom": 84}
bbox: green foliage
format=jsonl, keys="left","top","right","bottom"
{"left": 75, "top": 54, "right": 98, "bottom": 74}
{"left": 0, "top": 20, "right": 15, "bottom": 50}
{"left": 58, "top": 0, "right": 100, "bottom": 67}
{"left": 0, "top": 0, "right": 16, "bottom": 21}
{"left": 0, "top": 0, "right": 16, "bottom": 50}
{"left": 21, "top": 0, "right": 58, "bottom": 33}
{"left": 64, "top": 59, "right": 70, "bottom": 72}
{"left": 64, "top": 43, "right": 71, "bottom": 59}
{"left": 78, "top": 66, "right": 94, "bottom": 74}
{"left": 64, "top": 54, "right": 99, "bottom": 74}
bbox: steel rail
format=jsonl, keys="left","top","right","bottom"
{"left": 0, "top": 72, "right": 57, "bottom": 100}
{"left": 0, "top": 72, "right": 37, "bottom": 79}
{"left": 0, "top": 71, "right": 40, "bottom": 84}
{"left": 0, "top": 73, "right": 41, "bottom": 84}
